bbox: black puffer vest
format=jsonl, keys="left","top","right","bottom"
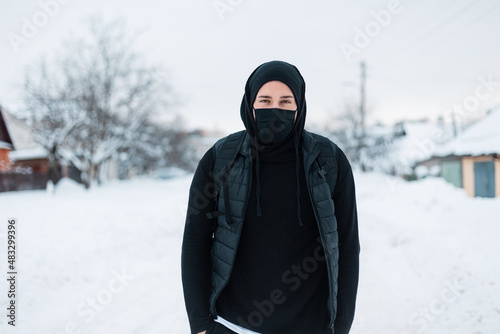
{"left": 208, "top": 129, "right": 340, "bottom": 332}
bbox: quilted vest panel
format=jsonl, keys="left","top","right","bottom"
{"left": 208, "top": 130, "right": 339, "bottom": 331}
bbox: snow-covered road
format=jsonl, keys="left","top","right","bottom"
{"left": 0, "top": 173, "right": 498, "bottom": 333}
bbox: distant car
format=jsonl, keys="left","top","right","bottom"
{"left": 154, "top": 167, "right": 189, "bottom": 180}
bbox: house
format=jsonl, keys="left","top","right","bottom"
{"left": 4, "top": 107, "right": 50, "bottom": 176}
{"left": 387, "top": 119, "right": 452, "bottom": 177}
{"left": 0, "top": 105, "right": 52, "bottom": 191}
{"left": 0, "top": 107, "right": 14, "bottom": 172}
{"left": 416, "top": 109, "right": 500, "bottom": 198}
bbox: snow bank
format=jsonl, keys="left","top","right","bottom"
{"left": 0, "top": 173, "right": 498, "bottom": 333}
{"left": 352, "top": 172, "right": 500, "bottom": 334}
{"left": 54, "top": 177, "right": 87, "bottom": 193}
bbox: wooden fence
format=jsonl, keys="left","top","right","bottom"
{"left": 0, "top": 172, "right": 48, "bottom": 192}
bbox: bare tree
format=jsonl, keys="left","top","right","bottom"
{"left": 22, "top": 16, "right": 181, "bottom": 187}
{"left": 116, "top": 117, "right": 197, "bottom": 178}
{"left": 327, "top": 99, "right": 392, "bottom": 172}
{"left": 327, "top": 62, "right": 394, "bottom": 171}
{"left": 22, "top": 59, "right": 86, "bottom": 185}
{"left": 63, "top": 17, "right": 172, "bottom": 186}
{"left": 328, "top": 100, "right": 368, "bottom": 170}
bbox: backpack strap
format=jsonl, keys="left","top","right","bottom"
{"left": 213, "top": 130, "right": 246, "bottom": 177}
{"left": 311, "top": 137, "right": 339, "bottom": 196}
{"left": 317, "top": 161, "right": 332, "bottom": 179}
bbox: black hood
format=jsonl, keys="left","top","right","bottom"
{"left": 239, "top": 60, "right": 307, "bottom": 226}
{"left": 240, "top": 60, "right": 307, "bottom": 141}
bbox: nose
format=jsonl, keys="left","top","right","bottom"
{"left": 271, "top": 101, "right": 280, "bottom": 109}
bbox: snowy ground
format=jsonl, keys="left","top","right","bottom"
{"left": 0, "top": 172, "right": 499, "bottom": 334}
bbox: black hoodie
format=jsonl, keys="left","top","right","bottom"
{"left": 240, "top": 60, "right": 308, "bottom": 226}
{"left": 212, "top": 61, "right": 330, "bottom": 333}
{"left": 182, "top": 61, "right": 358, "bottom": 334}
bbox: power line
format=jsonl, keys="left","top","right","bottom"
{"left": 392, "top": 0, "right": 482, "bottom": 61}
{"left": 422, "top": 1, "right": 500, "bottom": 51}
{"left": 389, "top": 0, "right": 456, "bottom": 42}
{"left": 366, "top": 64, "right": 482, "bottom": 84}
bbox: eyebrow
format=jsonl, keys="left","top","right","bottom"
{"left": 257, "top": 95, "right": 295, "bottom": 99}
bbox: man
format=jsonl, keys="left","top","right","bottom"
{"left": 182, "top": 60, "right": 359, "bottom": 334}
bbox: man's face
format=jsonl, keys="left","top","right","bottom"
{"left": 253, "top": 80, "right": 298, "bottom": 121}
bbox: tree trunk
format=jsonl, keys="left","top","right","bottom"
{"left": 47, "top": 144, "right": 59, "bottom": 185}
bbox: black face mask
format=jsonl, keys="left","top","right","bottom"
{"left": 254, "top": 108, "right": 296, "bottom": 145}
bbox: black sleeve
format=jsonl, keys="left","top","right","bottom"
{"left": 181, "top": 147, "right": 217, "bottom": 334}
{"left": 332, "top": 148, "right": 360, "bottom": 334}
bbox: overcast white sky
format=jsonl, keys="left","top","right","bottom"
{"left": 1, "top": 0, "right": 500, "bottom": 133}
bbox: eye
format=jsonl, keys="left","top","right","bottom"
{"left": 280, "top": 100, "right": 291, "bottom": 104}
{"left": 259, "top": 99, "right": 270, "bottom": 103}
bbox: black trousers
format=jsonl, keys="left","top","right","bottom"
{"left": 206, "top": 322, "right": 239, "bottom": 334}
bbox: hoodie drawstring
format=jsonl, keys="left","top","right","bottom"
{"left": 255, "top": 136, "right": 263, "bottom": 217}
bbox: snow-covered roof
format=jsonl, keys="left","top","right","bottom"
{"left": 385, "top": 120, "right": 452, "bottom": 171}
{"left": 2, "top": 109, "right": 40, "bottom": 150}
{"left": 1, "top": 107, "right": 47, "bottom": 161}
{"left": 9, "top": 146, "right": 48, "bottom": 161}
{"left": 0, "top": 140, "right": 13, "bottom": 150}
{"left": 436, "top": 109, "right": 500, "bottom": 157}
